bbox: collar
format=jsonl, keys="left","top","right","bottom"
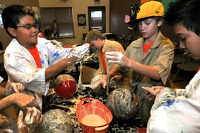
{"left": 132, "top": 32, "right": 165, "bottom": 49}
{"left": 102, "top": 39, "right": 108, "bottom": 53}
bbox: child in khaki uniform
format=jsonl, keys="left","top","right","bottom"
{"left": 98, "top": 1, "right": 174, "bottom": 123}
{"left": 85, "top": 29, "right": 125, "bottom": 93}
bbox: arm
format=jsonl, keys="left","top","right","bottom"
{"left": 122, "top": 56, "right": 160, "bottom": 80}
{"left": 45, "top": 56, "right": 78, "bottom": 80}
{"left": 106, "top": 42, "right": 174, "bottom": 82}
{"left": 0, "top": 93, "right": 38, "bottom": 111}
{"left": 106, "top": 52, "right": 160, "bottom": 80}
{"left": 0, "top": 86, "right": 6, "bottom": 98}
{"left": 45, "top": 43, "right": 90, "bottom": 81}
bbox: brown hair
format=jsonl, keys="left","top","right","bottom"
{"left": 85, "top": 29, "right": 106, "bottom": 43}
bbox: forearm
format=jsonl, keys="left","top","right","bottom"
{"left": 45, "top": 57, "right": 77, "bottom": 81}
{"left": 108, "top": 67, "right": 119, "bottom": 78}
{"left": 126, "top": 57, "right": 160, "bottom": 80}
{"left": 0, "top": 94, "right": 14, "bottom": 111}
{"left": 0, "top": 86, "right": 6, "bottom": 99}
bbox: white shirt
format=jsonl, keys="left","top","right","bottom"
{"left": 147, "top": 71, "right": 200, "bottom": 133}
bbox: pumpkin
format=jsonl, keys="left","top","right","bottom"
{"left": 54, "top": 74, "right": 77, "bottom": 98}
{"left": 106, "top": 88, "right": 137, "bottom": 120}
{"left": 41, "top": 109, "right": 72, "bottom": 133}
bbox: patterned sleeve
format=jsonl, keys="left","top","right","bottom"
{"left": 151, "top": 87, "right": 176, "bottom": 114}
{"left": 151, "top": 87, "right": 186, "bottom": 114}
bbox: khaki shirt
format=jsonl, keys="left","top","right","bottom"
{"left": 124, "top": 32, "right": 174, "bottom": 86}
{"left": 96, "top": 39, "right": 125, "bottom": 75}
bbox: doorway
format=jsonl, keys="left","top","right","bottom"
{"left": 88, "top": 6, "right": 106, "bottom": 33}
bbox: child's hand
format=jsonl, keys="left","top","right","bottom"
{"left": 142, "top": 86, "right": 164, "bottom": 96}
{"left": 12, "top": 93, "right": 38, "bottom": 109}
{"left": 90, "top": 74, "right": 107, "bottom": 90}
{"left": 67, "top": 43, "right": 90, "bottom": 60}
{"left": 11, "top": 82, "right": 25, "bottom": 93}
{"left": 17, "top": 107, "right": 42, "bottom": 133}
{"left": 106, "top": 51, "right": 124, "bottom": 64}
{"left": 106, "top": 51, "right": 130, "bottom": 67}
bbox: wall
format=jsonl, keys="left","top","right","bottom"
{"left": 110, "top": 0, "right": 178, "bottom": 43}
{"left": 0, "top": 0, "right": 39, "bottom": 49}
{"left": 39, "top": 0, "right": 110, "bottom": 45}
{"left": 110, "top": 0, "right": 140, "bottom": 36}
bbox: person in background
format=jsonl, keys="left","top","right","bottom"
{"left": 100, "top": 1, "right": 174, "bottom": 124}
{"left": 85, "top": 29, "right": 125, "bottom": 93}
{"left": 38, "top": 26, "right": 53, "bottom": 40}
{"left": 2, "top": 4, "right": 90, "bottom": 110}
{"left": 0, "top": 82, "right": 42, "bottom": 133}
{"left": 38, "top": 25, "right": 64, "bottom": 47}
{"left": 142, "top": 0, "right": 200, "bottom": 132}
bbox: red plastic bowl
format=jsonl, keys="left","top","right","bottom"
{"left": 54, "top": 80, "right": 77, "bottom": 98}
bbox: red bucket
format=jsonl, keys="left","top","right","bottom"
{"left": 76, "top": 98, "right": 113, "bottom": 133}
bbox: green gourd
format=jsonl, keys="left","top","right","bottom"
{"left": 41, "top": 109, "right": 72, "bottom": 132}
{"left": 106, "top": 88, "right": 137, "bottom": 120}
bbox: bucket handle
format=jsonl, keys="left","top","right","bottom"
{"left": 95, "top": 124, "right": 109, "bottom": 131}
{"left": 82, "top": 99, "right": 93, "bottom": 105}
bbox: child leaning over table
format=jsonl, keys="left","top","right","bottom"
{"left": 143, "top": 0, "right": 200, "bottom": 132}
{"left": 95, "top": 1, "right": 174, "bottom": 124}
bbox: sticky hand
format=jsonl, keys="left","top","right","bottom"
{"left": 68, "top": 43, "right": 90, "bottom": 60}
{"left": 142, "top": 86, "right": 164, "bottom": 96}
{"left": 11, "top": 82, "right": 25, "bottom": 93}
{"left": 90, "top": 74, "right": 107, "bottom": 90}
{"left": 106, "top": 51, "right": 124, "bottom": 64}
{"left": 13, "top": 93, "right": 39, "bottom": 109}
{"left": 17, "top": 107, "right": 42, "bottom": 133}
{"left": 106, "top": 51, "right": 130, "bottom": 67}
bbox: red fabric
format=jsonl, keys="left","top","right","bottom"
{"left": 143, "top": 41, "right": 153, "bottom": 54}
{"left": 198, "top": 67, "right": 200, "bottom": 72}
{"left": 100, "top": 50, "right": 107, "bottom": 73}
{"left": 28, "top": 45, "right": 42, "bottom": 68}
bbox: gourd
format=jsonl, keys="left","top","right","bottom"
{"left": 41, "top": 109, "right": 72, "bottom": 133}
{"left": 106, "top": 88, "right": 137, "bottom": 120}
{"left": 54, "top": 74, "right": 77, "bottom": 98}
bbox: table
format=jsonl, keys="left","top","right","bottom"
{"left": 44, "top": 86, "right": 146, "bottom": 133}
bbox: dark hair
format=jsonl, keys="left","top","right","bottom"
{"left": 43, "top": 26, "right": 53, "bottom": 40}
{"left": 165, "top": 0, "right": 200, "bottom": 36}
{"left": 2, "top": 4, "right": 35, "bottom": 37}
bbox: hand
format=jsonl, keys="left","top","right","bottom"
{"left": 12, "top": 93, "right": 39, "bottom": 109}
{"left": 17, "top": 107, "right": 42, "bottom": 133}
{"left": 111, "top": 74, "right": 123, "bottom": 81}
{"left": 11, "top": 83, "right": 25, "bottom": 93}
{"left": 142, "top": 86, "right": 164, "bottom": 96}
{"left": 90, "top": 75, "right": 107, "bottom": 90}
{"left": 67, "top": 43, "right": 90, "bottom": 60}
{"left": 106, "top": 51, "right": 124, "bottom": 63}
{"left": 106, "top": 52, "right": 129, "bottom": 66}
